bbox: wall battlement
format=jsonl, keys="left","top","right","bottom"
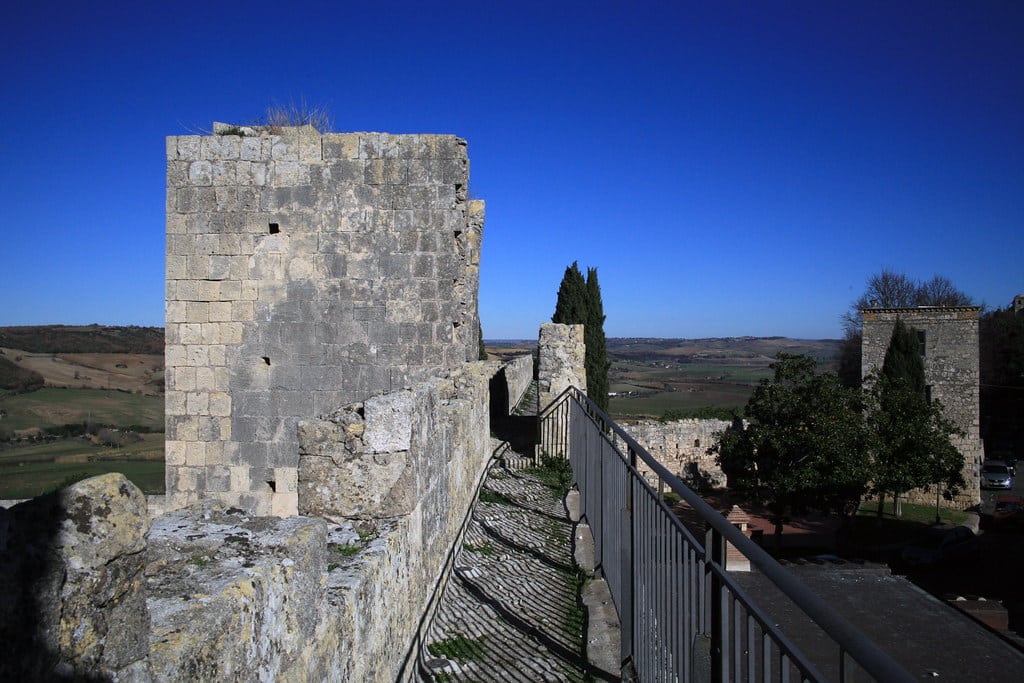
{"left": 166, "top": 127, "right": 483, "bottom": 516}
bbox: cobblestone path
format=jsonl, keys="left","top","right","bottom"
{"left": 420, "top": 461, "right": 588, "bottom": 682}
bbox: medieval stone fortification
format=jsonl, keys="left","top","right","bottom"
{"left": 165, "top": 126, "right": 483, "bottom": 516}
{"left": 626, "top": 418, "right": 731, "bottom": 488}
{"left": 0, "top": 126, "right": 550, "bottom": 681}
{"left": 861, "top": 306, "right": 982, "bottom": 508}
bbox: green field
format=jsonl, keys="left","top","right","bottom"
{"left": 609, "top": 386, "right": 751, "bottom": 418}
{"left": 0, "top": 387, "right": 163, "bottom": 432}
{"left": 0, "top": 433, "right": 165, "bottom": 498}
{"left": 0, "top": 387, "right": 165, "bottom": 498}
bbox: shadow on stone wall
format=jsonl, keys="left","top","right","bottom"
{"left": 0, "top": 473, "right": 150, "bottom": 681}
{"left": 489, "top": 368, "right": 537, "bottom": 456}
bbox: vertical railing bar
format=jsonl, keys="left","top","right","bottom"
{"left": 746, "top": 614, "right": 755, "bottom": 683}
{"left": 763, "top": 632, "right": 771, "bottom": 683}
{"left": 733, "top": 600, "right": 742, "bottom": 681}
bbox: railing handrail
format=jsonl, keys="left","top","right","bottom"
{"left": 549, "top": 386, "right": 915, "bottom": 683}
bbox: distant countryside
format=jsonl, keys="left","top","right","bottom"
{"left": 0, "top": 326, "right": 841, "bottom": 499}
{"left": 0, "top": 325, "right": 165, "bottom": 499}
{"left": 487, "top": 336, "right": 841, "bottom": 421}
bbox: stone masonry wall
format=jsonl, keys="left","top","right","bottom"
{"left": 538, "top": 323, "right": 586, "bottom": 409}
{"left": 502, "top": 353, "right": 534, "bottom": 412}
{"left": 626, "top": 418, "right": 732, "bottom": 488}
{"left": 4, "top": 359, "right": 514, "bottom": 681}
{"left": 166, "top": 127, "right": 483, "bottom": 516}
{"left": 862, "top": 306, "right": 982, "bottom": 508}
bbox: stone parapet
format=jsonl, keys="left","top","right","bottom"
{"left": 502, "top": 353, "right": 534, "bottom": 411}
{"left": 538, "top": 323, "right": 586, "bottom": 410}
{"left": 0, "top": 474, "right": 151, "bottom": 681}
{"left": 625, "top": 418, "right": 733, "bottom": 488}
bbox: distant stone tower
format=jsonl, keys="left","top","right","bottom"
{"left": 861, "top": 306, "right": 982, "bottom": 508}
{"left": 166, "top": 125, "right": 483, "bottom": 515}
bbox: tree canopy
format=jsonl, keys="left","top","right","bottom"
{"left": 838, "top": 270, "right": 973, "bottom": 388}
{"left": 552, "top": 261, "right": 611, "bottom": 411}
{"left": 713, "top": 354, "right": 870, "bottom": 546}
{"left": 867, "top": 319, "right": 965, "bottom": 516}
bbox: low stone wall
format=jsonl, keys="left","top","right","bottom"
{"left": 538, "top": 323, "right": 585, "bottom": 410}
{"left": 0, "top": 473, "right": 151, "bottom": 681}
{"left": 625, "top": 418, "right": 733, "bottom": 488}
{"left": 503, "top": 353, "right": 534, "bottom": 411}
{"left": 2, "top": 359, "right": 514, "bottom": 681}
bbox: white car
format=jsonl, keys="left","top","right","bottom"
{"left": 981, "top": 461, "right": 1014, "bottom": 490}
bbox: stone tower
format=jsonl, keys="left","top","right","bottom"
{"left": 166, "top": 126, "right": 483, "bottom": 515}
{"left": 861, "top": 306, "right": 982, "bottom": 508}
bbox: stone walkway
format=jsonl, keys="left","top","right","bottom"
{"left": 419, "top": 459, "right": 591, "bottom": 682}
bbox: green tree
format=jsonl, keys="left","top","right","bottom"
{"left": 868, "top": 319, "right": 965, "bottom": 517}
{"left": 552, "top": 262, "right": 588, "bottom": 326}
{"left": 552, "top": 262, "right": 611, "bottom": 411}
{"left": 478, "top": 319, "right": 487, "bottom": 360}
{"left": 712, "top": 354, "right": 870, "bottom": 549}
{"left": 585, "top": 267, "right": 611, "bottom": 412}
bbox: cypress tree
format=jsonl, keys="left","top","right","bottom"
{"left": 881, "top": 318, "right": 925, "bottom": 395}
{"left": 585, "top": 267, "right": 611, "bottom": 412}
{"left": 551, "top": 262, "right": 588, "bottom": 325}
{"left": 551, "top": 261, "right": 611, "bottom": 411}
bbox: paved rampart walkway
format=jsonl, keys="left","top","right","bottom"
{"left": 419, "top": 460, "right": 592, "bottom": 682}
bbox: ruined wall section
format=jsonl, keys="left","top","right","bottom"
{"left": 166, "top": 128, "right": 482, "bottom": 515}
{"left": 862, "top": 306, "right": 982, "bottom": 508}
{"left": 537, "top": 323, "right": 586, "bottom": 410}
{"left": 626, "top": 418, "right": 732, "bottom": 488}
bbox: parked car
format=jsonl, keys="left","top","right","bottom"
{"left": 980, "top": 461, "right": 1014, "bottom": 490}
{"left": 901, "top": 526, "right": 979, "bottom": 566}
{"left": 992, "top": 495, "right": 1024, "bottom": 530}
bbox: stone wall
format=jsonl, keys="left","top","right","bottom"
{"left": 165, "top": 126, "right": 483, "bottom": 516}
{"left": 626, "top": 418, "right": 732, "bottom": 488}
{"left": 502, "top": 353, "right": 534, "bottom": 412}
{"left": 862, "top": 306, "right": 982, "bottom": 508}
{"left": 4, "top": 358, "right": 514, "bottom": 681}
{"left": 537, "top": 323, "right": 586, "bottom": 409}
{"left": 1, "top": 474, "right": 151, "bottom": 681}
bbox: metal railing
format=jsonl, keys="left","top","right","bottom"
{"left": 539, "top": 387, "right": 914, "bottom": 683}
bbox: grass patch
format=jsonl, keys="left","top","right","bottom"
{"left": 563, "top": 568, "right": 587, "bottom": 639}
{"left": 0, "top": 434, "right": 165, "bottom": 498}
{"left": 524, "top": 455, "right": 573, "bottom": 494}
{"left": 851, "top": 500, "right": 969, "bottom": 547}
{"left": 857, "top": 499, "right": 968, "bottom": 526}
{"left": 0, "top": 387, "right": 163, "bottom": 432}
{"left": 331, "top": 527, "right": 377, "bottom": 558}
{"left": 463, "top": 542, "right": 497, "bottom": 556}
{"left": 427, "top": 633, "right": 488, "bottom": 663}
{"left": 478, "top": 488, "right": 509, "bottom": 505}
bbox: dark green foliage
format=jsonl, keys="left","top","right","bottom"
{"left": 0, "top": 355, "right": 44, "bottom": 394}
{"left": 712, "top": 354, "right": 870, "bottom": 547}
{"left": 0, "top": 325, "right": 164, "bottom": 354}
{"left": 868, "top": 321, "right": 965, "bottom": 515}
{"left": 584, "top": 267, "right": 611, "bottom": 412}
{"left": 551, "top": 262, "right": 588, "bottom": 326}
{"left": 980, "top": 305, "right": 1024, "bottom": 388}
{"left": 660, "top": 406, "right": 741, "bottom": 422}
{"left": 478, "top": 318, "right": 487, "bottom": 360}
{"left": 551, "top": 262, "right": 611, "bottom": 411}
{"left": 881, "top": 319, "right": 925, "bottom": 394}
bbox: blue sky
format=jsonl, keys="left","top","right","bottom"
{"left": 2, "top": 1, "right": 1021, "bottom": 340}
